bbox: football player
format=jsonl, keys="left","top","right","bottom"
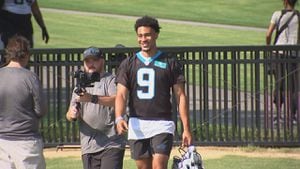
{"left": 115, "top": 15, "right": 192, "bottom": 169}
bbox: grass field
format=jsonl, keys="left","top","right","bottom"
{"left": 34, "top": 10, "right": 266, "bottom": 48}
{"left": 32, "top": 10, "right": 265, "bottom": 48}
{"left": 39, "top": 0, "right": 283, "bottom": 28}
{"left": 46, "top": 156, "right": 300, "bottom": 169}
{"left": 44, "top": 147, "right": 300, "bottom": 169}
{"left": 32, "top": 0, "right": 277, "bottom": 48}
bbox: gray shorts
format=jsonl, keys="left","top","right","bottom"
{"left": 0, "top": 138, "right": 45, "bottom": 169}
{"left": 128, "top": 133, "right": 173, "bottom": 160}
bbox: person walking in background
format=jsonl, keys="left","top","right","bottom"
{"left": 0, "top": 0, "right": 49, "bottom": 48}
{"left": 115, "top": 15, "right": 192, "bottom": 169}
{"left": 266, "top": 0, "right": 299, "bottom": 125}
{"left": 108, "top": 44, "right": 127, "bottom": 71}
{"left": 66, "top": 47, "right": 126, "bottom": 169}
{"left": 0, "top": 35, "right": 47, "bottom": 169}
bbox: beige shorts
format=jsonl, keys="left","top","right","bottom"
{"left": 0, "top": 138, "right": 45, "bottom": 169}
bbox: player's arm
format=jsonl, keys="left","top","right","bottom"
{"left": 31, "top": 0, "right": 49, "bottom": 43}
{"left": 173, "top": 83, "right": 192, "bottom": 146}
{"left": 115, "top": 83, "right": 128, "bottom": 135}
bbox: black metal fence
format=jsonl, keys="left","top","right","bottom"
{"left": 4, "top": 45, "right": 300, "bottom": 147}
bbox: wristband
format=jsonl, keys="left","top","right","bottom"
{"left": 115, "top": 116, "right": 124, "bottom": 124}
{"left": 90, "top": 95, "right": 98, "bottom": 104}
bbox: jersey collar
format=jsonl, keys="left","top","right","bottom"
{"left": 136, "top": 51, "right": 162, "bottom": 66}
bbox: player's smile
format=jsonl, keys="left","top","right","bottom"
{"left": 137, "top": 26, "right": 158, "bottom": 56}
{"left": 141, "top": 42, "right": 150, "bottom": 49}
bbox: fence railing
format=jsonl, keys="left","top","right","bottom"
{"left": 2, "top": 45, "right": 300, "bottom": 147}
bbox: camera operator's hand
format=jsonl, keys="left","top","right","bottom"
{"left": 66, "top": 106, "right": 81, "bottom": 121}
{"left": 76, "top": 93, "right": 93, "bottom": 103}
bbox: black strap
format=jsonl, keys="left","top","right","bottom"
{"left": 273, "top": 10, "right": 297, "bottom": 45}
{"left": 296, "top": 11, "right": 300, "bottom": 44}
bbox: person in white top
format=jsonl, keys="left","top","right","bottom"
{"left": 266, "top": 0, "right": 299, "bottom": 125}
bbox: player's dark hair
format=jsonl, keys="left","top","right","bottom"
{"left": 134, "top": 15, "right": 161, "bottom": 33}
{"left": 5, "top": 35, "right": 30, "bottom": 61}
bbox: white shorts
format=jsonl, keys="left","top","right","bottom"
{"left": 0, "top": 138, "right": 46, "bottom": 169}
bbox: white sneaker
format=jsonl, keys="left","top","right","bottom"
{"left": 273, "top": 117, "right": 283, "bottom": 125}
{"left": 292, "top": 118, "right": 297, "bottom": 125}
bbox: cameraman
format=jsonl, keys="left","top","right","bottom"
{"left": 66, "top": 47, "right": 126, "bottom": 169}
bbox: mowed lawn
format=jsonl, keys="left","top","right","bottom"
{"left": 45, "top": 147, "right": 300, "bottom": 169}
{"left": 32, "top": 0, "right": 287, "bottom": 48}
{"left": 46, "top": 156, "right": 300, "bottom": 169}
{"left": 39, "top": 0, "right": 284, "bottom": 28}
{"left": 32, "top": 10, "right": 265, "bottom": 48}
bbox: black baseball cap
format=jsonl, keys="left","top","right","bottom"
{"left": 83, "top": 47, "right": 103, "bottom": 60}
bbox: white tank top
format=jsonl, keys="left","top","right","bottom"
{"left": 128, "top": 117, "right": 175, "bottom": 139}
{"left": 2, "top": 0, "right": 35, "bottom": 15}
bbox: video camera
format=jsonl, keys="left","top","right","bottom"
{"left": 73, "top": 70, "right": 100, "bottom": 95}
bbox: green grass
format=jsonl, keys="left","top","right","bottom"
{"left": 46, "top": 157, "right": 82, "bottom": 169}
{"left": 32, "top": 11, "right": 265, "bottom": 48}
{"left": 46, "top": 154, "right": 300, "bottom": 169}
{"left": 39, "top": 0, "right": 286, "bottom": 28}
{"left": 32, "top": 0, "right": 284, "bottom": 48}
{"left": 205, "top": 155, "right": 300, "bottom": 169}
{"left": 45, "top": 156, "right": 136, "bottom": 169}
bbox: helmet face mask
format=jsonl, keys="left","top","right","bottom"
{"left": 172, "top": 146, "right": 204, "bottom": 169}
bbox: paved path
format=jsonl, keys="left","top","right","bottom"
{"left": 41, "top": 8, "right": 266, "bottom": 32}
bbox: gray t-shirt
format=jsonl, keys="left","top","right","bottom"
{"left": 0, "top": 67, "right": 47, "bottom": 140}
{"left": 70, "top": 72, "right": 126, "bottom": 155}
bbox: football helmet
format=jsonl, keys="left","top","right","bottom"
{"left": 172, "top": 146, "right": 204, "bottom": 169}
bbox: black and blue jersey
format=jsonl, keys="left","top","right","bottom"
{"left": 116, "top": 51, "right": 185, "bottom": 120}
